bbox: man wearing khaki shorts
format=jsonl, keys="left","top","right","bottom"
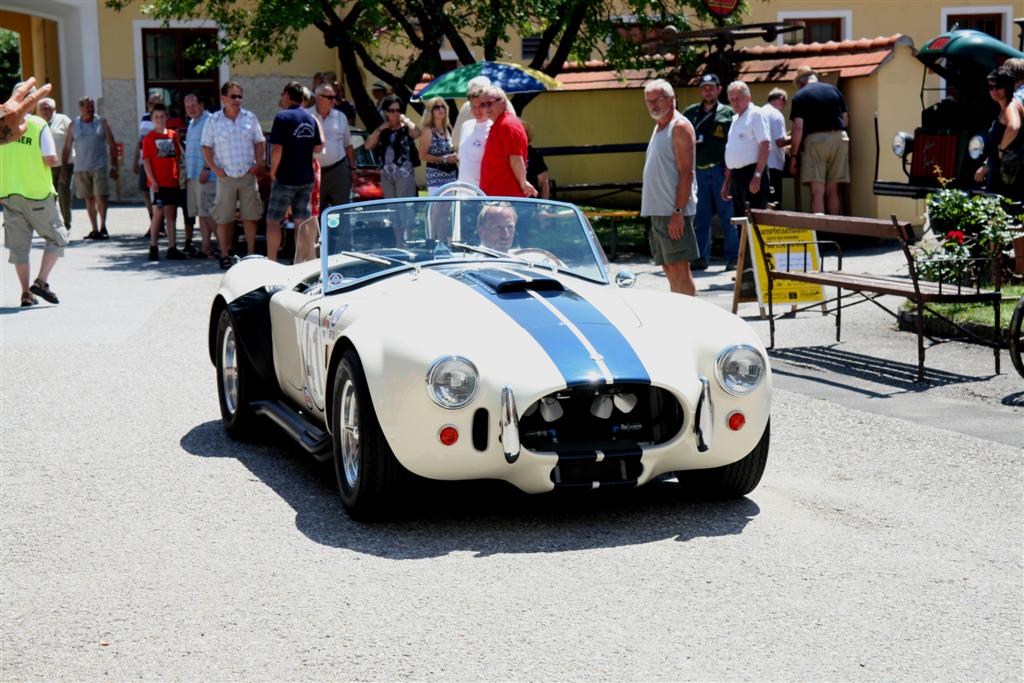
{"left": 61, "top": 96, "right": 118, "bottom": 239}
{"left": 0, "top": 104, "right": 67, "bottom": 307}
{"left": 789, "top": 67, "right": 850, "bottom": 215}
{"left": 183, "top": 92, "right": 218, "bottom": 258}
{"left": 201, "top": 81, "right": 265, "bottom": 267}
{"left": 640, "top": 79, "right": 699, "bottom": 296}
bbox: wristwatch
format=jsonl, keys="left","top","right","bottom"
{"left": 753, "top": 171, "right": 762, "bottom": 178}
{"left": 673, "top": 207, "right": 683, "bottom": 214}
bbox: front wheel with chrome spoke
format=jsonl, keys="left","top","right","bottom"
{"left": 216, "top": 308, "right": 262, "bottom": 438}
{"left": 331, "top": 349, "right": 414, "bottom": 519}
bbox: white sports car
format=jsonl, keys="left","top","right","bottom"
{"left": 209, "top": 186, "right": 771, "bottom": 519}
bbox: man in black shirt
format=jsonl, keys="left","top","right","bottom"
{"left": 789, "top": 67, "right": 849, "bottom": 214}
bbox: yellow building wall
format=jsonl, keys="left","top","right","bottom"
{"left": 96, "top": 2, "right": 337, "bottom": 80}
{"left": 0, "top": 11, "right": 33, "bottom": 80}
{"left": 743, "top": 0, "right": 1024, "bottom": 45}
{"left": 0, "top": 11, "right": 63, "bottom": 110}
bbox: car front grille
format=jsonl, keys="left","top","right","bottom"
{"left": 518, "top": 383, "right": 684, "bottom": 489}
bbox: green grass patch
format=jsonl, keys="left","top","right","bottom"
{"left": 578, "top": 205, "right": 650, "bottom": 258}
{"left": 904, "top": 284, "right": 1023, "bottom": 331}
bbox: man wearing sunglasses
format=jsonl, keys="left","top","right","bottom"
{"left": 307, "top": 83, "right": 355, "bottom": 211}
{"left": 478, "top": 86, "right": 536, "bottom": 198}
{"left": 201, "top": 81, "right": 266, "bottom": 266}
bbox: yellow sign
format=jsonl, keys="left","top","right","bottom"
{"left": 746, "top": 224, "right": 825, "bottom": 305}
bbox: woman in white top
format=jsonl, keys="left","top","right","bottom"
{"left": 456, "top": 85, "right": 492, "bottom": 189}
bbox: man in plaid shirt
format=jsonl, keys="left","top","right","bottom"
{"left": 201, "top": 81, "right": 266, "bottom": 266}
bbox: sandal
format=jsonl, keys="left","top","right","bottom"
{"left": 219, "top": 256, "right": 233, "bottom": 270}
{"left": 83, "top": 230, "right": 102, "bottom": 240}
{"left": 20, "top": 292, "right": 38, "bottom": 307}
{"left": 29, "top": 279, "right": 59, "bottom": 304}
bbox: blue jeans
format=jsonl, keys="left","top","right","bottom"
{"left": 694, "top": 164, "right": 737, "bottom": 263}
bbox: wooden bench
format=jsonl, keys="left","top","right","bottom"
{"left": 583, "top": 209, "right": 640, "bottom": 261}
{"left": 747, "top": 209, "right": 1003, "bottom": 381}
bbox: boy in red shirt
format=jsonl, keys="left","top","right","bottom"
{"left": 142, "top": 103, "right": 186, "bottom": 261}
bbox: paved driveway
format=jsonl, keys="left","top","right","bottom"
{"left": 2, "top": 206, "right": 1021, "bottom": 680}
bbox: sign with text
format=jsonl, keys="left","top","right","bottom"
{"left": 747, "top": 224, "right": 825, "bottom": 306}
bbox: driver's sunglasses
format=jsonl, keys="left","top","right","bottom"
{"left": 228, "top": 94, "right": 243, "bottom": 100}
{"left": 318, "top": 93, "right": 336, "bottom": 100}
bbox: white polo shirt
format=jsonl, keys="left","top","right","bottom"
{"left": 725, "top": 104, "right": 770, "bottom": 170}
{"left": 306, "top": 106, "right": 350, "bottom": 167}
{"left": 763, "top": 104, "right": 787, "bottom": 171}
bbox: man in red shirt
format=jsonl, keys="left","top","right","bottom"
{"left": 478, "top": 86, "right": 537, "bottom": 198}
{"left": 142, "top": 103, "right": 186, "bottom": 261}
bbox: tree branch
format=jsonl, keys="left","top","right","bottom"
{"left": 544, "top": 0, "right": 591, "bottom": 75}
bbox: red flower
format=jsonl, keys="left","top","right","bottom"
{"left": 946, "top": 230, "right": 965, "bottom": 245}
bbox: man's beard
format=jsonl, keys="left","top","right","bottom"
{"left": 648, "top": 107, "right": 665, "bottom": 121}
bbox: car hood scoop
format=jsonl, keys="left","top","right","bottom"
{"left": 461, "top": 268, "right": 565, "bottom": 294}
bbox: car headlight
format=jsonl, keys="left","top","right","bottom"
{"left": 892, "top": 132, "right": 913, "bottom": 157}
{"left": 426, "top": 356, "right": 479, "bottom": 409}
{"left": 715, "top": 345, "right": 766, "bottom": 396}
{"left": 967, "top": 134, "right": 985, "bottom": 160}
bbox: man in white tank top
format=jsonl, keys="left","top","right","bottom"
{"left": 640, "top": 79, "right": 699, "bottom": 296}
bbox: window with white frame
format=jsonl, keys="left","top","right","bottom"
{"left": 777, "top": 10, "right": 852, "bottom": 45}
{"left": 941, "top": 5, "right": 1014, "bottom": 44}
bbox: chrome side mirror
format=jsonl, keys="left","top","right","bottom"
{"left": 614, "top": 270, "right": 636, "bottom": 288}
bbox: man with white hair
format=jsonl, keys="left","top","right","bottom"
{"left": 789, "top": 67, "right": 849, "bottom": 214}
{"left": 453, "top": 76, "right": 516, "bottom": 150}
{"left": 640, "top": 79, "right": 699, "bottom": 296}
{"left": 479, "top": 86, "right": 536, "bottom": 197}
{"left": 722, "top": 81, "right": 771, "bottom": 216}
{"left": 36, "top": 97, "right": 74, "bottom": 230}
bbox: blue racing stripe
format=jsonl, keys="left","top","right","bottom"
{"left": 539, "top": 288, "right": 650, "bottom": 384}
{"left": 445, "top": 267, "right": 650, "bottom": 386}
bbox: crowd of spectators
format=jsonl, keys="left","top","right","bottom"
{"left": 4, "top": 55, "right": 1021, "bottom": 299}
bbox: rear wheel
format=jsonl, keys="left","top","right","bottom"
{"left": 1009, "top": 296, "right": 1024, "bottom": 379}
{"left": 216, "top": 308, "right": 262, "bottom": 438}
{"left": 678, "top": 420, "right": 770, "bottom": 499}
{"left": 332, "top": 349, "right": 414, "bottom": 519}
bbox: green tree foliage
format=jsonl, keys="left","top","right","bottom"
{"left": 0, "top": 29, "right": 22, "bottom": 102}
{"left": 106, "top": 0, "right": 747, "bottom": 126}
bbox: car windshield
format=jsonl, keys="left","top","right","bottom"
{"left": 319, "top": 196, "right": 609, "bottom": 292}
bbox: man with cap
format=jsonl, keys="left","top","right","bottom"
{"left": 683, "top": 73, "right": 736, "bottom": 271}
{"left": 372, "top": 81, "right": 389, "bottom": 118}
{"left": 789, "top": 67, "right": 849, "bottom": 214}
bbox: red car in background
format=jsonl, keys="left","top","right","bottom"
{"left": 349, "top": 129, "right": 383, "bottom": 202}
{"left": 231, "top": 127, "right": 383, "bottom": 260}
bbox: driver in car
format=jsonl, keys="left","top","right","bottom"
{"left": 476, "top": 202, "right": 517, "bottom": 252}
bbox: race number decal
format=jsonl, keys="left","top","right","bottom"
{"left": 301, "top": 308, "right": 326, "bottom": 410}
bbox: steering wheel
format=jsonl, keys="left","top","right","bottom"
{"left": 511, "top": 247, "right": 566, "bottom": 269}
